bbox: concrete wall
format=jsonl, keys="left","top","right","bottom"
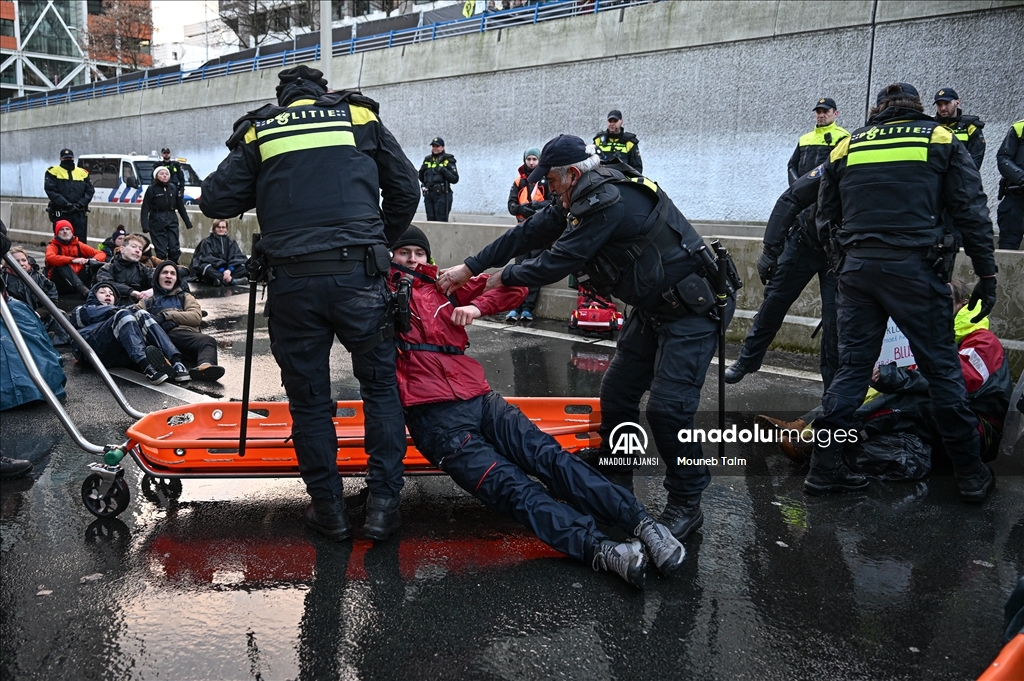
{"left": 2, "top": 1, "right": 1022, "bottom": 224}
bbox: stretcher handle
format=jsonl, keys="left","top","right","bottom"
{"left": 3, "top": 252, "right": 144, "bottom": 420}
{"left": 0, "top": 294, "right": 105, "bottom": 455}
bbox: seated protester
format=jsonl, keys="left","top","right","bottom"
{"left": 136, "top": 233, "right": 162, "bottom": 269}
{"left": 138, "top": 261, "right": 225, "bottom": 381}
{"left": 70, "top": 282, "right": 190, "bottom": 385}
{"left": 45, "top": 219, "right": 106, "bottom": 297}
{"left": 98, "top": 225, "right": 127, "bottom": 255}
{"left": 4, "top": 246, "right": 71, "bottom": 346}
{"left": 377, "top": 227, "right": 684, "bottom": 588}
{"left": 190, "top": 219, "right": 248, "bottom": 286}
{"left": 95, "top": 233, "right": 154, "bottom": 303}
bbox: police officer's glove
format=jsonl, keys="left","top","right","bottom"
{"left": 185, "top": 222, "right": 193, "bottom": 230}
{"left": 756, "top": 250, "right": 778, "bottom": 285}
{"left": 63, "top": 202, "right": 75, "bottom": 212}
{"left": 968, "top": 277, "right": 997, "bottom": 323}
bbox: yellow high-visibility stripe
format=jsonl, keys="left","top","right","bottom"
{"left": 1012, "top": 120, "right": 1024, "bottom": 137}
{"left": 847, "top": 146, "right": 928, "bottom": 166}
{"left": 350, "top": 105, "right": 378, "bottom": 125}
{"left": 256, "top": 120, "right": 352, "bottom": 139}
{"left": 830, "top": 137, "right": 851, "bottom": 162}
{"left": 244, "top": 126, "right": 258, "bottom": 144}
{"left": 630, "top": 177, "right": 659, "bottom": 193}
{"left": 259, "top": 130, "right": 356, "bottom": 160}
{"left": 849, "top": 136, "right": 929, "bottom": 149}
{"left": 930, "top": 126, "right": 953, "bottom": 144}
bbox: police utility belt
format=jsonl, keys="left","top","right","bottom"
{"left": 267, "top": 244, "right": 392, "bottom": 278}
{"left": 425, "top": 184, "right": 449, "bottom": 194}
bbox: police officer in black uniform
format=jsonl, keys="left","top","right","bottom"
{"left": 594, "top": 110, "right": 642, "bottom": 173}
{"left": 418, "top": 137, "right": 458, "bottom": 221}
{"left": 44, "top": 148, "right": 95, "bottom": 243}
{"left": 813, "top": 83, "right": 998, "bottom": 501}
{"left": 933, "top": 88, "right": 986, "bottom": 169}
{"left": 158, "top": 147, "right": 185, "bottom": 198}
{"left": 200, "top": 65, "right": 420, "bottom": 541}
{"left": 996, "top": 119, "right": 1024, "bottom": 250}
{"left": 438, "top": 135, "right": 736, "bottom": 541}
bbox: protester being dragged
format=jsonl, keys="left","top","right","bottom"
{"left": 44, "top": 219, "right": 106, "bottom": 297}
{"left": 137, "top": 262, "right": 225, "bottom": 381}
{"left": 190, "top": 219, "right": 248, "bottom": 286}
{"left": 505, "top": 147, "right": 551, "bottom": 322}
{"left": 98, "top": 225, "right": 128, "bottom": 255}
{"left": 4, "top": 246, "right": 71, "bottom": 346}
{"left": 95, "top": 233, "right": 154, "bottom": 304}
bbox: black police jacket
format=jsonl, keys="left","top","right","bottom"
{"left": 465, "top": 167, "right": 704, "bottom": 312}
{"left": 141, "top": 181, "right": 193, "bottom": 233}
{"left": 763, "top": 164, "right": 826, "bottom": 256}
{"left": 996, "top": 120, "right": 1024, "bottom": 188}
{"left": 787, "top": 122, "right": 849, "bottom": 185}
{"left": 817, "top": 107, "right": 996, "bottom": 277}
{"left": 199, "top": 88, "right": 420, "bottom": 258}
{"left": 940, "top": 112, "right": 986, "bottom": 169}
{"left": 593, "top": 130, "right": 642, "bottom": 173}
{"left": 95, "top": 254, "right": 153, "bottom": 300}
{"left": 44, "top": 162, "right": 95, "bottom": 214}
{"left": 419, "top": 153, "right": 458, "bottom": 191}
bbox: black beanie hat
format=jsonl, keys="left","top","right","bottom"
{"left": 393, "top": 225, "right": 431, "bottom": 259}
{"left": 276, "top": 65, "right": 328, "bottom": 99}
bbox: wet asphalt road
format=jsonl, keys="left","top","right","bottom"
{"left": 1, "top": 284, "right": 1022, "bottom": 681}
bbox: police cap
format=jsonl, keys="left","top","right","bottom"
{"left": 813, "top": 97, "right": 837, "bottom": 111}
{"left": 161, "top": 147, "right": 171, "bottom": 153}
{"left": 875, "top": 82, "right": 919, "bottom": 106}
{"left": 528, "top": 134, "right": 592, "bottom": 183}
{"left": 59, "top": 148, "right": 74, "bottom": 159}
{"left": 430, "top": 137, "right": 445, "bottom": 147}
{"left": 934, "top": 88, "right": 959, "bottom": 102}
{"left": 607, "top": 109, "right": 622, "bottom": 121}
{"left": 277, "top": 64, "right": 328, "bottom": 89}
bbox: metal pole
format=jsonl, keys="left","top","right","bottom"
{"left": 237, "top": 233, "right": 262, "bottom": 459}
{"left": 320, "top": 0, "right": 333, "bottom": 86}
{"left": 713, "top": 241, "right": 728, "bottom": 458}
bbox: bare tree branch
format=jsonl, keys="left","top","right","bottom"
{"left": 87, "top": 0, "right": 153, "bottom": 72}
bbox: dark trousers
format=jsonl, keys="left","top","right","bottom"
{"left": 736, "top": 230, "right": 838, "bottom": 388}
{"left": 405, "top": 392, "right": 648, "bottom": 561}
{"left": 75, "top": 308, "right": 180, "bottom": 368}
{"left": 48, "top": 264, "right": 94, "bottom": 294}
{"left": 267, "top": 267, "right": 405, "bottom": 501}
{"left": 599, "top": 297, "right": 736, "bottom": 499}
{"left": 166, "top": 328, "right": 217, "bottom": 366}
{"left": 50, "top": 211, "right": 88, "bottom": 243}
{"left": 197, "top": 264, "right": 248, "bottom": 286}
{"left": 424, "top": 191, "right": 452, "bottom": 222}
{"left": 815, "top": 253, "right": 981, "bottom": 470}
{"left": 514, "top": 249, "right": 543, "bottom": 312}
{"left": 150, "top": 224, "right": 181, "bottom": 263}
{"left": 997, "top": 195, "right": 1024, "bottom": 250}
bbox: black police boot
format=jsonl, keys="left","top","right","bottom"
{"left": 304, "top": 496, "right": 352, "bottom": 542}
{"left": 658, "top": 494, "right": 704, "bottom": 541}
{"left": 587, "top": 538, "right": 647, "bottom": 589}
{"left": 0, "top": 456, "right": 33, "bottom": 479}
{"left": 955, "top": 461, "right": 994, "bottom": 504}
{"left": 363, "top": 492, "right": 401, "bottom": 541}
{"left": 634, "top": 516, "right": 685, "bottom": 575}
{"left": 723, "top": 363, "right": 752, "bottom": 384}
{"left": 804, "top": 444, "right": 868, "bottom": 495}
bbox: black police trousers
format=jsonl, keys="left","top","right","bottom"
{"left": 815, "top": 253, "right": 981, "bottom": 469}
{"left": 405, "top": 392, "right": 648, "bottom": 561}
{"left": 266, "top": 267, "right": 405, "bottom": 501}
{"left": 149, "top": 224, "right": 181, "bottom": 263}
{"left": 736, "top": 230, "right": 838, "bottom": 389}
{"left": 599, "top": 296, "right": 736, "bottom": 499}
{"left": 424, "top": 190, "right": 452, "bottom": 222}
{"left": 997, "top": 194, "right": 1024, "bottom": 250}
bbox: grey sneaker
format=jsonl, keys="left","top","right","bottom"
{"left": 171, "top": 361, "right": 191, "bottom": 383}
{"left": 591, "top": 539, "right": 647, "bottom": 589}
{"left": 635, "top": 517, "right": 685, "bottom": 575}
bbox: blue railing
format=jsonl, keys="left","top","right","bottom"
{"left": 1, "top": 0, "right": 653, "bottom": 114}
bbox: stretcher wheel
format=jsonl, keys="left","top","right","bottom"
{"left": 141, "top": 475, "right": 183, "bottom": 506}
{"left": 569, "top": 317, "right": 578, "bottom": 330}
{"left": 81, "top": 474, "right": 131, "bottom": 519}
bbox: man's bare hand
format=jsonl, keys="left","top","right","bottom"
{"left": 483, "top": 271, "right": 503, "bottom": 291}
{"left": 437, "top": 264, "right": 472, "bottom": 294}
{"left": 450, "top": 305, "right": 482, "bottom": 327}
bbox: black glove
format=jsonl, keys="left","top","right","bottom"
{"left": 63, "top": 202, "right": 75, "bottom": 212}
{"left": 756, "top": 250, "right": 778, "bottom": 285}
{"left": 185, "top": 222, "right": 193, "bottom": 230}
{"left": 968, "top": 277, "right": 997, "bottom": 323}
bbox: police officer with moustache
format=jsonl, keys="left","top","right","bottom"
{"left": 934, "top": 88, "right": 986, "bottom": 169}
{"left": 438, "top": 135, "right": 736, "bottom": 541}
{"left": 44, "top": 148, "right": 95, "bottom": 242}
{"left": 200, "top": 65, "right": 420, "bottom": 542}
{"left": 419, "top": 137, "right": 458, "bottom": 221}
{"left": 813, "top": 83, "right": 998, "bottom": 501}
{"left": 787, "top": 98, "right": 849, "bottom": 185}
{"left": 595, "top": 110, "right": 642, "bottom": 173}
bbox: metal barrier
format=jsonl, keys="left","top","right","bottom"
{"left": 1, "top": 0, "right": 654, "bottom": 114}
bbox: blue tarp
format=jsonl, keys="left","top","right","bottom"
{"left": 1, "top": 298, "right": 66, "bottom": 410}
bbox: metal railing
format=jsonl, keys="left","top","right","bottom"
{"left": 1, "top": 0, "right": 653, "bottom": 114}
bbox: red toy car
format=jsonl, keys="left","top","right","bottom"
{"left": 569, "top": 288, "right": 623, "bottom": 338}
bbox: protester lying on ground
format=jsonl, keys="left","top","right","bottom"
{"left": 4, "top": 246, "right": 71, "bottom": 346}
{"left": 98, "top": 225, "right": 127, "bottom": 255}
{"left": 190, "top": 219, "right": 248, "bottom": 286}
{"left": 137, "top": 262, "right": 225, "bottom": 381}
{"left": 758, "top": 280, "right": 1011, "bottom": 478}
{"left": 95, "top": 233, "right": 154, "bottom": 303}
{"left": 70, "top": 282, "right": 190, "bottom": 385}
{"left": 378, "top": 227, "right": 683, "bottom": 589}
{"left": 45, "top": 219, "right": 106, "bottom": 297}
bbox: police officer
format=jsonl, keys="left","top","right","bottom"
{"left": 995, "top": 119, "right": 1024, "bottom": 250}
{"left": 200, "top": 65, "right": 420, "bottom": 541}
{"left": 141, "top": 166, "right": 193, "bottom": 262}
{"left": 594, "top": 110, "right": 642, "bottom": 173}
{"left": 418, "top": 137, "right": 458, "bottom": 221}
{"left": 725, "top": 164, "right": 837, "bottom": 389}
{"left": 158, "top": 147, "right": 185, "bottom": 197}
{"left": 44, "top": 148, "right": 95, "bottom": 243}
{"left": 934, "top": 88, "right": 986, "bottom": 168}
{"left": 814, "top": 83, "right": 998, "bottom": 501}
{"left": 438, "top": 135, "right": 736, "bottom": 541}
{"left": 787, "top": 98, "right": 849, "bottom": 185}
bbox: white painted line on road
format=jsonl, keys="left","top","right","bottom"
{"left": 108, "top": 367, "right": 221, "bottom": 403}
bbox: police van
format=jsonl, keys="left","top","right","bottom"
{"left": 76, "top": 153, "right": 202, "bottom": 205}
